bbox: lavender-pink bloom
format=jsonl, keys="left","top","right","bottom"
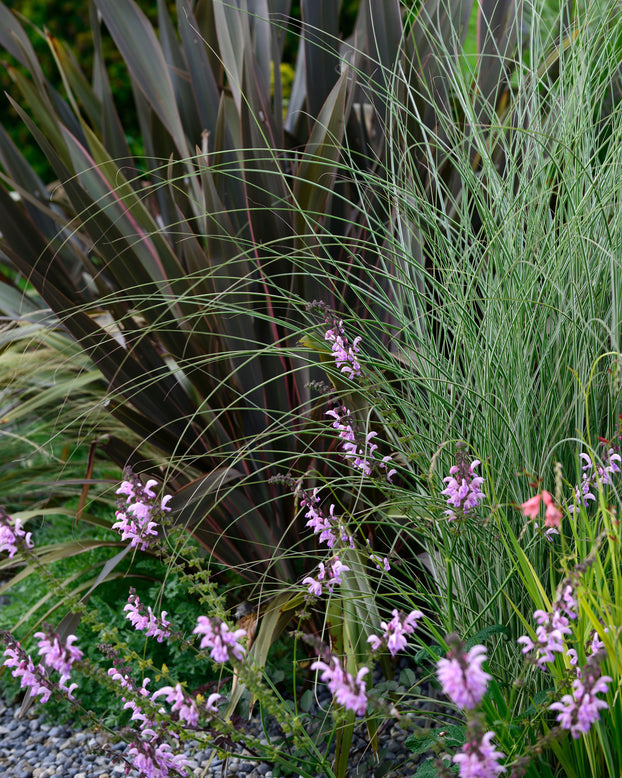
{"left": 437, "top": 640, "right": 491, "bottom": 709}
{"left": 303, "top": 557, "right": 350, "bottom": 597}
{"left": 549, "top": 653, "right": 612, "bottom": 738}
{"left": 453, "top": 730, "right": 506, "bottom": 778}
{"left": 193, "top": 616, "right": 246, "bottom": 663}
{"left": 442, "top": 449, "right": 485, "bottom": 521}
{"left": 324, "top": 320, "right": 362, "bottom": 379}
{"left": 205, "top": 692, "right": 222, "bottom": 716}
{"left": 301, "top": 490, "right": 353, "bottom": 549}
{"left": 570, "top": 447, "right": 620, "bottom": 513}
{"left": 129, "top": 737, "right": 190, "bottom": 778}
{"left": 326, "top": 406, "right": 396, "bottom": 482}
{"left": 112, "top": 472, "right": 170, "bottom": 551}
{"left": 518, "top": 579, "right": 577, "bottom": 668}
{"left": 0, "top": 509, "right": 34, "bottom": 558}
{"left": 2, "top": 641, "right": 52, "bottom": 704}
{"left": 35, "top": 632, "right": 83, "bottom": 678}
{"left": 311, "top": 654, "right": 368, "bottom": 716}
{"left": 124, "top": 590, "right": 171, "bottom": 643}
{"left": 152, "top": 683, "right": 199, "bottom": 727}
{"left": 367, "top": 609, "right": 423, "bottom": 656}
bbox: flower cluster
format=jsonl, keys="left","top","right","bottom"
{"left": 0, "top": 507, "right": 34, "bottom": 559}
{"left": 35, "top": 630, "right": 82, "bottom": 698}
{"left": 517, "top": 578, "right": 577, "bottom": 669}
{"left": 367, "top": 609, "right": 423, "bottom": 656}
{"left": 152, "top": 683, "right": 220, "bottom": 728}
{"left": 112, "top": 472, "right": 172, "bottom": 551}
{"left": 193, "top": 616, "right": 246, "bottom": 663}
{"left": 520, "top": 490, "right": 562, "bottom": 529}
{"left": 442, "top": 447, "right": 485, "bottom": 521}
{"left": 104, "top": 648, "right": 218, "bottom": 778}
{"left": 453, "top": 722, "right": 506, "bottom": 778}
{"left": 436, "top": 637, "right": 505, "bottom": 777}
{"left": 437, "top": 636, "right": 492, "bottom": 709}
{"left": 128, "top": 739, "right": 190, "bottom": 778}
{"left": 324, "top": 318, "right": 362, "bottom": 379}
{"left": 2, "top": 637, "right": 52, "bottom": 703}
{"left": 368, "top": 544, "right": 391, "bottom": 572}
{"left": 549, "top": 651, "right": 612, "bottom": 738}
{"left": 2, "top": 630, "right": 82, "bottom": 703}
{"left": 124, "top": 589, "right": 172, "bottom": 643}
{"left": 570, "top": 447, "right": 620, "bottom": 512}
{"left": 326, "top": 405, "right": 396, "bottom": 481}
{"left": 311, "top": 652, "right": 369, "bottom": 716}
{"left": 303, "top": 556, "right": 350, "bottom": 597}
{"left": 301, "top": 488, "right": 353, "bottom": 549}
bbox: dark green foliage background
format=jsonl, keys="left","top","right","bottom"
{"left": 0, "top": 0, "right": 360, "bottom": 179}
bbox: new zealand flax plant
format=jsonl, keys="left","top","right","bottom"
{"left": 0, "top": 0, "right": 532, "bottom": 629}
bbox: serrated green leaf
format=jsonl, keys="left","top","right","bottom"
{"left": 520, "top": 690, "right": 554, "bottom": 718}
{"left": 400, "top": 666, "right": 418, "bottom": 688}
{"left": 406, "top": 724, "right": 466, "bottom": 756}
{"left": 415, "top": 643, "right": 445, "bottom": 663}
{"left": 465, "top": 624, "right": 509, "bottom": 648}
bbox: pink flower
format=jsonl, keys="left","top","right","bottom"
{"left": 35, "top": 632, "right": 83, "bottom": 678}
{"left": 204, "top": 692, "right": 222, "bottom": 716}
{"left": 152, "top": 683, "right": 199, "bottom": 727}
{"left": 311, "top": 653, "right": 368, "bottom": 716}
{"left": 193, "top": 617, "right": 246, "bottom": 663}
{"left": 0, "top": 509, "right": 34, "bottom": 558}
{"left": 124, "top": 590, "right": 171, "bottom": 642}
{"left": 367, "top": 609, "right": 423, "bottom": 656}
{"left": 542, "top": 491, "right": 562, "bottom": 528}
{"left": 303, "top": 557, "right": 351, "bottom": 597}
{"left": 302, "top": 490, "right": 353, "bottom": 549}
{"left": 112, "top": 472, "right": 171, "bottom": 551}
{"left": 2, "top": 640, "right": 52, "bottom": 704}
{"left": 453, "top": 730, "right": 506, "bottom": 778}
{"left": 518, "top": 578, "right": 578, "bottom": 668}
{"left": 326, "top": 405, "right": 396, "bottom": 482}
{"left": 520, "top": 494, "right": 542, "bottom": 519}
{"left": 442, "top": 448, "right": 485, "bottom": 521}
{"left": 437, "top": 639, "right": 491, "bottom": 709}
{"left": 128, "top": 737, "right": 190, "bottom": 778}
{"left": 549, "top": 655, "right": 611, "bottom": 738}
{"left": 324, "top": 319, "right": 362, "bottom": 379}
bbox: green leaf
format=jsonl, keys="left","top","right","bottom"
{"left": 212, "top": 0, "right": 247, "bottom": 114}
{"left": 476, "top": 0, "right": 522, "bottom": 113}
{"left": 405, "top": 724, "right": 466, "bottom": 756}
{"left": 465, "top": 623, "right": 510, "bottom": 648}
{"left": 175, "top": 0, "right": 221, "bottom": 135}
{"left": 414, "top": 644, "right": 444, "bottom": 663}
{"left": 520, "top": 690, "right": 553, "bottom": 718}
{"left": 300, "top": 689, "right": 314, "bottom": 713}
{"left": 413, "top": 759, "right": 456, "bottom": 778}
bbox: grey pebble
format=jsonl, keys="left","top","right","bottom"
{"left": 0, "top": 655, "right": 440, "bottom": 778}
